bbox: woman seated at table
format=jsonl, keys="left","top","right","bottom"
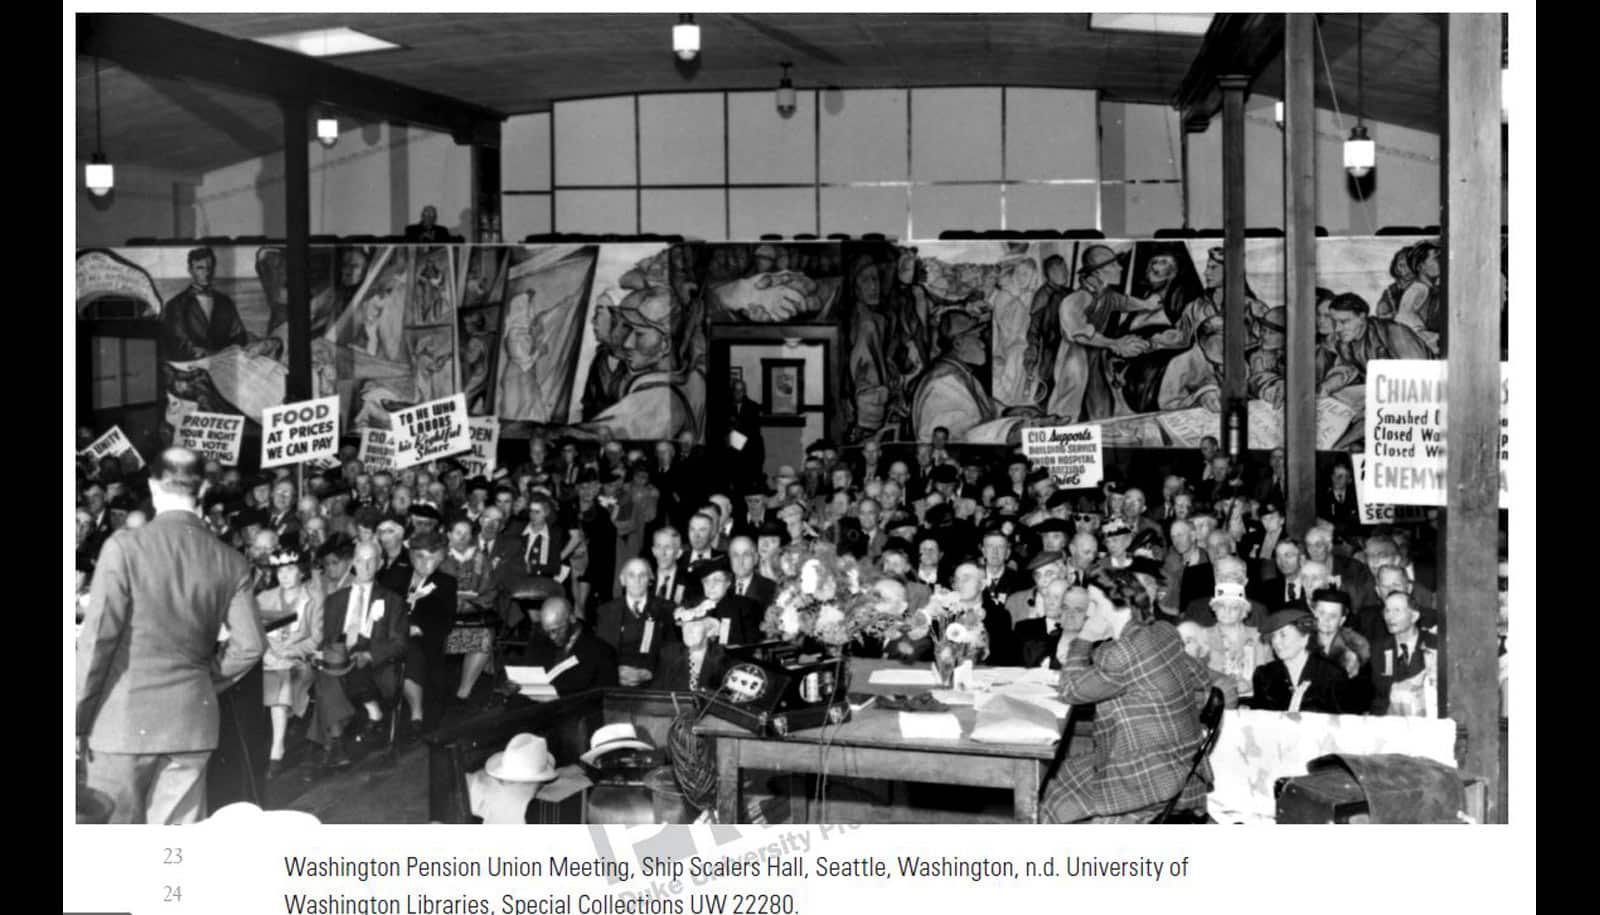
{"left": 1203, "top": 581, "right": 1265, "bottom": 702}
{"left": 1041, "top": 569, "right": 1214, "bottom": 823}
{"left": 441, "top": 518, "right": 497, "bottom": 703}
{"left": 655, "top": 616, "right": 728, "bottom": 692}
{"left": 258, "top": 547, "right": 324, "bottom": 776}
{"left": 1249, "top": 610, "right": 1346, "bottom": 714}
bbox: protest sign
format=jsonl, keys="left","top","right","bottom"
{"left": 391, "top": 394, "right": 470, "bottom": 470}
{"left": 1353, "top": 455, "right": 1430, "bottom": 525}
{"left": 79, "top": 425, "right": 146, "bottom": 471}
{"left": 358, "top": 428, "right": 395, "bottom": 473}
{"left": 1021, "top": 423, "right": 1103, "bottom": 488}
{"left": 173, "top": 410, "right": 245, "bottom": 465}
{"left": 461, "top": 417, "right": 500, "bottom": 479}
{"left": 260, "top": 396, "right": 339, "bottom": 469}
{"left": 1363, "top": 360, "right": 1508, "bottom": 507}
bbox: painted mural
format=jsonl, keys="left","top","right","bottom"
{"left": 76, "top": 235, "right": 1474, "bottom": 456}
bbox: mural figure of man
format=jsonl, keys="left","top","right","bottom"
{"left": 1395, "top": 240, "right": 1443, "bottom": 355}
{"left": 1152, "top": 246, "right": 1269, "bottom": 354}
{"left": 847, "top": 256, "right": 893, "bottom": 435}
{"left": 990, "top": 257, "right": 1041, "bottom": 407}
{"left": 585, "top": 287, "right": 694, "bottom": 439}
{"left": 1157, "top": 315, "right": 1226, "bottom": 412}
{"left": 581, "top": 294, "right": 631, "bottom": 421}
{"left": 912, "top": 310, "right": 1036, "bottom": 445}
{"left": 1048, "top": 245, "right": 1159, "bottom": 422}
{"left": 500, "top": 287, "right": 550, "bottom": 420}
{"left": 1317, "top": 293, "right": 1430, "bottom": 402}
{"left": 1024, "top": 254, "right": 1071, "bottom": 411}
{"left": 160, "top": 247, "right": 251, "bottom": 363}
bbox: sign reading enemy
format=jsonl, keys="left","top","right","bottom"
{"left": 1363, "top": 360, "right": 1508, "bottom": 507}
{"left": 391, "top": 394, "right": 470, "bottom": 470}
{"left": 79, "top": 425, "right": 147, "bottom": 471}
{"left": 260, "top": 396, "right": 340, "bottom": 469}
{"left": 1022, "top": 423, "right": 1103, "bottom": 488}
{"left": 173, "top": 410, "right": 245, "bottom": 465}
{"left": 358, "top": 428, "right": 395, "bottom": 473}
{"left": 461, "top": 417, "right": 500, "bottom": 479}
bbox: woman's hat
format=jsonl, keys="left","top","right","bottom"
{"left": 318, "top": 642, "right": 354, "bottom": 676}
{"left": 485, "top": 733, "right": 559, "bottom": 783}
{"left": 578, "top": 723, "right": 656, "bottom": 768}
{"left": 1261, "top": 609, "right": 1315, "bottom": 636}
{"left": 267, "top": 548, "right": 306, "bottom": 569}
{"left": 1126, "top": 555, "right": 1166, "bottom": 580}
{"left": 1210, "top": 580, "right": 1249, "bottom": 605}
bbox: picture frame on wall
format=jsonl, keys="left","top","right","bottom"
{"left": 761, "top": 359, "right": 804, "bottom": 415}
{"left": 730, "top": 366, "right": 743, "bottom": 382}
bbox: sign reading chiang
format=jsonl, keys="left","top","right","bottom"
{"left": 1363, "top": 360, "right": 1508, "bottom": 507}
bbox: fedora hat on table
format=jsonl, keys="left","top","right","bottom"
{"left": 485, "top": 733, "right": 559, "bottom": 783}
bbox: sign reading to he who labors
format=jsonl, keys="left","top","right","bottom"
{"left": 260, "top": 396, "right": 340, "bottom": 469}
{"left": 1022, "top": 423, "right": 1103, "bottom": 488}
{"left": 1363, "top": 360, "right": 1508, "bottom": 507}
{"left": 391, "top": 394, "right": 470, "bottom": 470}
{"left": 173, "top": 410, "right": 246, "bottom": 465}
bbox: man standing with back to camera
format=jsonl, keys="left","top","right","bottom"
{"left": 76, "top": 448, "right": 266, "bottom": 824}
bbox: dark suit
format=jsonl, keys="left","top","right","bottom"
{"left": 377, "top": 551, "right": 413, "bottom": 599}
{"left": 651, "top": 559, "right": 697, "bottom": 606}
{"left": 1015, "top": 618, "right": 1066, "bottom": 669}
{"left": 731, "top": 511, "right": 770, "bottom": 541}
{"left": 980, "top": 567, "right": 1031, "bottom": 608}
{"left": 76, "top": 511, "right": 266, "bottom": 824}
{"left": 979, "top": 596, "right": 1017, "bottom": 667}
{"left": 1249, "top": 654, "right": 1347, "bottom": 714}
{"left": 160, "top": 286, "right": 249, "bottom": 363}
{"left": 654, "top": 642, "right": 730, "bottom": 692}
{"left": 730, "top": 573, "right": 775, "bottom": 606}
{"left": 312, "top": 580, "right": 408, "bottom": 743}
{"left": 710, "top": 594, "right": 764, "bottom": 646}
{"left": 593, "top": 595, "right": 677, "bottom": 673}
{"left": 402, "top": 571, "right": 458, "bottom": 694}
{"left": 1368, "top": 632, "right": 1439, "bottom": 715}
{"left": 1250, "top": 576, "right": 1310, "bottom": 612}
{"left": 403, "top": 223, "right": 451, "bottom": 243}
{"left": 521, "top": 628, "right": 618, "bottom": 694}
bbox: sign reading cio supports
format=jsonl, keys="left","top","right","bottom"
{"left": 1363, "top": 359, "right": 1508, "bottom": 507}
{"left": 391, "top": 394, "right": 470, "bottom": 470}
{"left": 260, "top": 396, "right": 340, "bottom": 469}
{"left": 1022, "top": 423, "right": 1104, "bottom": 488}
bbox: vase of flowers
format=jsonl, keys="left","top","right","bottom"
{"left": 761, "top": 543, "right": 879, "bottom": 656}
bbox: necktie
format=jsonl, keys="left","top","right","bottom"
{"left": 1397, "top": 643, "right": 1411, "bottom": 669}
{"left": 737, "top": 578, "right": 748, "bottom": 597}
{"left": 630, "top": 599, "right": 643, "bottom": 617}
{"left": 658, "top": 574, "right": 672, "bottom": 598}
{"left": 344, "top": 584, "right": 369, "bottom": 645}
{"left": 1288, "top": 581, "right": 1297, "bottom": 603}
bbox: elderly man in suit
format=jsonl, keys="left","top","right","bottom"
{"left": 76, "top": 448, "right": 266, "bottom": 824}
{"left": 1041, "top": 569, "right": 1213, "bottom": 823}
{"left": 726, "top": 536, "right": 776, "bottom": 606}
{"left": 310, "top": 540, "right": 409, "bottom": 768}
{"left": 521, "top": 596, "right": 617, "bottom": 694}
{"left": 594, "top": 559, "right": 678, "bottom": 688}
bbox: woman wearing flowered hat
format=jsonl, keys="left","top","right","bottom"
{"left": 257, "top": 547, "right": 324, "bottom": 777}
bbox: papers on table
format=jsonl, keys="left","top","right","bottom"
{"left": 897, "top": 712, "right": 963, "bottom": 741}
{"left": 929, "top": 690, "right": 977, "bottom": 706}
{"left": 869, "top": 667, "right": 942, "bottom": 687}
{"left": 969, "top": 694, "right": 1061, "bottom": 745}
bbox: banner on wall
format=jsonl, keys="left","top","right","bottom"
{"left": 391, "top": 394, "right": 470, "bottom": 470}
{"left": 173, "top": 410, "right": 245, "bottom": 465}
{"left": 461, "top": 417, "right": 500, "bottom": 479}
{"left": 79, "top": 426, "right": 146, "bottom": 471}
{"left": 1363, "top": 360, "right": 1508, "bottom": 507}
{"left": 358, "top": 428, "right": 395, "bottom": 473}
{"left": 1022, "top": 423, "right": 1103, "bottom": 488}
{"left": 260, "top": 396, "right": 340, "bottom": 469}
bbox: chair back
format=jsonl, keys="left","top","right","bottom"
{"left": 1152, "top": 686, "right": 1226, "bottom": 823}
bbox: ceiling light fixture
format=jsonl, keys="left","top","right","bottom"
{"left": 317, "top": 115, "right": 340, "bottom": 148}
{"left": 674, "top": 14, "right": 700, "bottom": 61}
{"left": 776, "top": 61, "right": 797, "bottom": 117}
{"left": 1274, "top": 100, "right": 1284, "bottom": 129}
{"left": 1343, "top": 13, "right": 1375, "bottom": 179}
{"left": 86, "top": 57, "right": 114, "bottom": 197}
{"left": 255, "top": 27, "right": 400, "bottom": 58}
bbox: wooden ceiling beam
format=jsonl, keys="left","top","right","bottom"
{"left": 1175, "top": 13, "right": 1286, "bottom": 132}
{"left": 77, "top": 12, "right": 505, "bottom": 146}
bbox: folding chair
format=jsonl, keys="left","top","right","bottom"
{"left": 1150, "top": 687, "right": 1227, "bottom": 823}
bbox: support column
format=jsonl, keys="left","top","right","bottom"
{"left": 1441, "top": 12, "right": 1503, "bottom": 820}
{"left": 282, "top": 101, "right": 312, "bottom": 404}
{"left": 1220, "top": 76, "right": 1250, "bottom": 455}
{"left": 1283, "top": 17, "right": 1318, "bottom": 533}
{"left": 472, "top": 142, "right": 501, "bottom": 241}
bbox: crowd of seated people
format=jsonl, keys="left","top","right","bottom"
{"left": 73, "top": 409, "right": 1508, "bottom": 776}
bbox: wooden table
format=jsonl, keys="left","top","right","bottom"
{"left": 694, "top": 658, "right": 1075, "bottom": 824}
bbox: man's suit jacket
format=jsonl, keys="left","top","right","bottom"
{"left": 268, "top": 509, "right": 302, "bottom": 543}
{"left": 322, "top": 580, "right": 409, "bottom": 670}
{"left": 377, "top": 551, "right": 414, "bottom": 600}
{"left": 730, "top": 573, "right": 775, "bottom": 607}
{"left": 593, "top": 595, "right": 678, "bottom": 671}
{"left": 160, "top": 287, "right": 249, "bottom": 363}
{"left": 651, "top": 557, "right": 701, "bottom": 607}
{"left": 1368, "top": 632, "right": 1439, "bottom": 715}
{"left": 76, "top": 511, "right": 266, "bottom": 755}
{"left": 710, "top": 594, "right": 764, "bottom": 647}
{"left": 1005, "top": 587, "right": 1045, "bottom": 623}
{"left": 981, "top": 567, "right": 1032, "bottom": 609}
{"left": 1249, "top": 576, "right": 1310, "bottom": 612}
{"left": 1015, "top": 617, "right": 1066, "bottom": 669}
{"left": 521, "top": 628, "right": 618, "bottom": 694}
{"left": 731, "top": 512, "right": 769, "bottom": 541}
{"left": 1249, "top": 654, "right": 1347, "bottom": 714}
{"left": 513, "top": 525, "right": 570, "bottom": 581}
{"left": 1056, "top": 620, "right": 1212, "bottom": 817}
{"left": 978, "top": 596, "right": 1017, "bottom": 667}
{"left": 654, "top": 642, "right": 730, "bottom": 693}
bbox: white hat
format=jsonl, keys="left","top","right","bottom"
{"left": 1210, "top": 580, "right": 1249, "bottom": 604}
{"left": 205, "top": 802, "right": 322, "bottom": 826}
{"left": 486, "top": 733, "right": 558, "bottom": 783}
{"left": 578, "top": 722, "right": 655, "bottom": 767}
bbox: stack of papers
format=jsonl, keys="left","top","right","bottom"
{"left": 868, "top": 668, "right": 942, "bottom": 687}
{"left": 897, "top": 712, "right": 963, "bottom": 741}
{"left": 968, "top": 695, "right": 1062, "bottom": 745}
